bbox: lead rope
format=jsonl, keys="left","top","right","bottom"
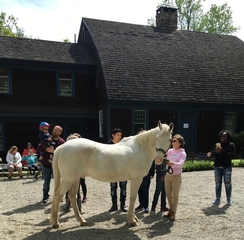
{"left": 160, "top": 158, "right": 173, "bottom": 177}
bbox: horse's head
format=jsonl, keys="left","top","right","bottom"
{"left": 155, "top": 121, "right": 174, "bottom": 165}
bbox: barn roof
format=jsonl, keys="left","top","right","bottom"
{"left": 82, "top": 18, "right": 244, "bottom": 104}
{"left": 0, "top": 36, "right": 95, "bottom": 65}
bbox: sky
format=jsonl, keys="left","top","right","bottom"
{"left": 1, "top": 0, "right": 243, "bottom": 43}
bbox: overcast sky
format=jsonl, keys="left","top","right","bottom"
{"left": 1, "top": 0, "right": 243, "bottom": 42}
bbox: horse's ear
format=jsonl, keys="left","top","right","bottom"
{"left": 169, "top": 122, "right": 174, "bottom": 131}
{"left": 158, "top": 120, "right": 162, "bottom": 130}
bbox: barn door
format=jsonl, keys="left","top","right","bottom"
{"left": 178, "top": 112, "right": 195, "bottom": 153}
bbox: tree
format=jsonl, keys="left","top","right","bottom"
{"left": 148, "top": 0, "right": 239, "bottom": 35}
{"left": 200, "top": 3, "right": 238, "bottom": 34}
{"left": 0, "top": 12, "right": 26, "bottom": 37}
{"left": 63, "top": 38, "right": 71, "bottom": 43}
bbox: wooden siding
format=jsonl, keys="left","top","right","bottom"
{"left": 148, "top": 109, "right": 178, "bottom": 133}
{"left": 74, "top": 72, "right": 96, "bottom": 108}
{"left": 80, "top": 23, "right": 108, "bottom": 139}
{"left": 110, "top": 108, "right": 132, "bottom": 139}
{"left": 4, "top": 122, "right": 40, "bottom": 158}
{"left": 236, "top": 111, "right": 244, "bottom": 133}
{"left": 1, "top": 68, "right": 97, "bottom": 114}
{"left": 196, "top": 111, "right": 224, "bottom": 152}
{"left": 80, "top": 24, "right": 107, "bottom": 108}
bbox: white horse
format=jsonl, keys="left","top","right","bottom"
{"left": 50, "top": 121, "right": 174, "bottom": 228}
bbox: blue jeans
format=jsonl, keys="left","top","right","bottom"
{"left": 214, "top": 166, "right": 232, "bottom": 198}
{"left": 152, "top": 177, "right": 167, "bottom": 209}
{"left": 110, "top": 181, "right": 127, "bottom": 203}
{"left": 42, "top": 165, "right": 53, "bottom": 200}
{"left": 137, "top": 174, "right": 151, "bottom": 208}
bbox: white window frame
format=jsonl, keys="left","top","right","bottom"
{"left": 134, "top": 110, "right": 146, "bottom": 131}
{"left": 0, "top": 76, "right": 9, "bottom": 93}
{"left": 59, "top": 78, "right": 72, "bottom": 96}
{"left": 99, "top": 110, "right": 103, "bottom": 138}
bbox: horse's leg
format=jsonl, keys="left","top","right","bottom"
{"left": 51, "top": 181, "right": 71, "bottom": 229}
{"left": 68, "top": 180, "right": 87, "bottom": 226}
{"left": 127, "top": 176, "right": 143, "bottom": 226}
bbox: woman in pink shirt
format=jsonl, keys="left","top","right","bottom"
{"left": 163, "top": 134, "right": 186, "bottom": 221}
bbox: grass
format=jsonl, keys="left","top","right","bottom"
{"left": 183, "top": 159, "right": 244, "bottom": 172}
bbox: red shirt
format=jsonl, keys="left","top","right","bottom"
{"left": 22, "top": 148, "right": 36, "bottom": 156}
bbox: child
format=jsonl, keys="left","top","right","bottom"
{"left": 38, "top": 122, "right": 52, "bottom": 148}
{"left": 150, "top": 159, "right": 169, "bottom": 212}
{"left": 22, "top": 149, "right": 39, "bottom": 176}
{"left": 38, "top": 122, "right": 53, "bottom": 163}
{"left": 135, "top": 171, "right": 152, "bottom": 213}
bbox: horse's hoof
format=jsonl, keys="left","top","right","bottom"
{"left": 134, "top": 216, "right": 139, "bottom": 222}
{"left": 130, "top": 221, "right": 138, "bottom": 227}
{"left": 52, "top": 223, "right": 60, "bottom": 229}
{"left": 80, "top": 221, "right": 87, "bottom": 226}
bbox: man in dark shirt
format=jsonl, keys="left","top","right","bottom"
{"left": 37, "top": 125, "right": 65, "bottom": 204}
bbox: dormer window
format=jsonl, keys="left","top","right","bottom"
{"left": 58, "top": 72, "right": 73, "bottom": 97}
{"left": 0, "top": 68, "right": 9, "bottom": 93}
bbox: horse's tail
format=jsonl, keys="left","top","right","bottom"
{"left": 52, "top": 146, "right": 61, "bottom": 194}
{"left": 50, "top": 145, "right": 62, "bottom": 224}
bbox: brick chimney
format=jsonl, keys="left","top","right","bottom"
{"left": 156, "top": 6, "right": 178, "bottom": 29}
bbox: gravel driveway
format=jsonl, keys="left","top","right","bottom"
{"left": 0, "top": 168, "right": 243, "bottom": 240}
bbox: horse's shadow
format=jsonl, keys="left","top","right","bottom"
{"left": 2, "top": 201, "right": 173, "bottom": 239}
{"left": 134, "top": 210, "right": 173, "bottom": 237}
{"left": 201, "top": 203, "right": 230, "bottom": 216}
{"left": 45, "top": 208, "right": 173, "bottom": 239}
{"left": 2, "top": 201, "right": 52, "bottom": 216}
{"left": 59, "top": 210, "right": 129, "bottom": 227}
{"left": 21, "top": 211, "right": 140, "bottom": 240}
{"left": 22, "top": 224, "right": 142, "bottom": 240}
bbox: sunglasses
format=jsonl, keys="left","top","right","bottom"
{"left": 44, "top": 128, "right": 49, "bottom": 131}
{"left": 171, "top": 140, "right": 177, "bottom": 143}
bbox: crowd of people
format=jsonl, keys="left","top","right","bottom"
{"left": 5, "top": 123, "right": 237, "bottom": 221}
{"left": 5, "top": 122, "right": 88, "bottom": 206}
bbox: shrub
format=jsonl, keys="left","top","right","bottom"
{"left": 233, "top": 131, "right": 244, "bottom": 153}
{"left": 183, "top": 159, "right": 244, "bottom": 171}
{"left": 183, "top": 160, "right": 214, "bottom": 172}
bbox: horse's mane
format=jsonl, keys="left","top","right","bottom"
{"left": 120, "top": 129, "right": 147, "bottom": 143}
{"left": 120, "top": 123, "right": 170, "bottom": 147}
{"left": 120, "top": 126, "right": 158, "bottom": 148}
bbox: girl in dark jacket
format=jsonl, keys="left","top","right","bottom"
{"left": 207, "top": 130, "right": 236, "bottom": 205}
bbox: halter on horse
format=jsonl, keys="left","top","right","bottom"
{"left": 156, "top": 147, "right": 173, "bottom": 177}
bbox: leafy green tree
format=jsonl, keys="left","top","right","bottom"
{"left": 148, "top": 0, "right": 239, "bottom": 35}
{"left": 0, "top": 12, "right": 26, "bottom": 37}
{"left": 161, "top": 0, "right": 204, "bottom": 31}
{"left": 200, "top": 3, "right": 239, "bottom": 34}
{"left": 63, "top": 38, "right": 71, "bottom": 43}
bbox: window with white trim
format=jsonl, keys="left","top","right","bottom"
{"left": 134, "top": 110, "right": 146, "bottom": 133}
{"left": 0, "top": 68, "right": 9, "bottom": 93}
{"left": 58, "top": 72, "right": 72, "bottom": 96}
{"left": 99, "top": 110, "right": 103, "bottom": 138}
{"left": 59, "top": 78, "right": 72, "bottom": 96}
{"left": 225, "top": 112, "right": 235, "bottom": 133}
